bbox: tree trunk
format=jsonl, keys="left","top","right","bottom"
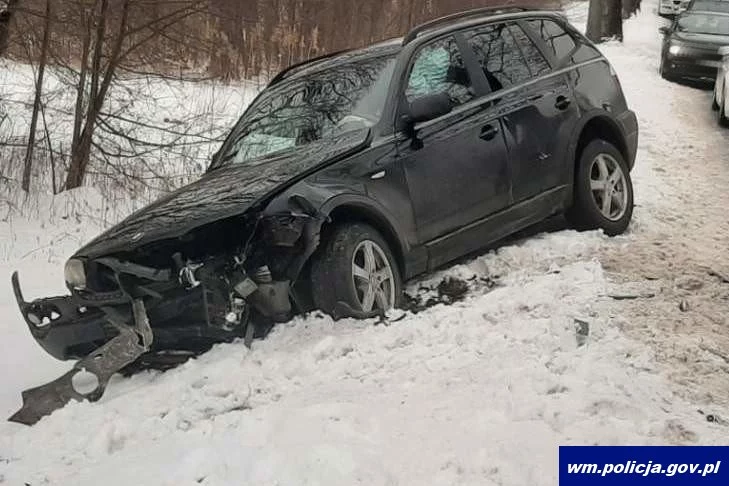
{"left": 622, "top": 0, "right": 641, "bottom": 19}
{"left": 0, "top": 0, "right": 20, "bottom": 56}
{"left": 65, "top": 0, "right": 109, "bottom": 190}
{"left": 586, "top": 0, "right": 623, "bottom": 43}
{"left": 22, "top": 0, "right": 52, "bottom": 192}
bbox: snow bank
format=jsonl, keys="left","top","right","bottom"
{"left": 2, "top": 238, "right": 723, "bottom": 485}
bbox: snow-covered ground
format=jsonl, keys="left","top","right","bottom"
{"left": 2, "top": 1, "right": 729, "bottom": 484}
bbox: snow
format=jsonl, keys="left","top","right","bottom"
{"left": 2, "top": 0, "right": 729, "bottom": 484}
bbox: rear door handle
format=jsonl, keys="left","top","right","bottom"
{"left": 479, "top": 124, "right": 499, "bottom": 141}
{"left": 555, "top": 95, "right": 571, "bottom": 110}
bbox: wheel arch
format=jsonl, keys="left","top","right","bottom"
{"left": 319, "top": 197, "right": 409, "bottom": 278}
{"left": 567, "top": 113, "right": 630, "bottom": 193}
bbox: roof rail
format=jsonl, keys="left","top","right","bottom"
{"left": 268, "top": 48, "right": 355, "bottom": 86}
{"left": 402, "top": 5, "right": 536, "bottom": 45}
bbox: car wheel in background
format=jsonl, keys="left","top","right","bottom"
{"left": 310, "top": 223, "right": 402, "bottom": 317}
{"left": 719, "top": 90, "right": 729, "bottom": 128}
{"left": 659, "top": 56, "right": 671, "bottom": 81}
{"left": 567, "top": 139, "right": 634, "bottom": 237}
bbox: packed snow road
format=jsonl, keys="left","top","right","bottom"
{"left": 2, "top": 1, "right": 729, "bottom": 484}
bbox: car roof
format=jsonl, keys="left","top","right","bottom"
{"left": 268, "top": 39, "right": 402, "bottom": 87}
{"left": 683, "top": 9, "right": 729, "bottom": 15}
{"left": 401, "top": 6, "right": 567, "bottom": 44}
{"left": 268, "top": 5, "right": 568, "bottom": 87}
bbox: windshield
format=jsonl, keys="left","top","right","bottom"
{"left": 690, "top": 1, "right": 729, "bottom": 13}
{"left": 211, "top": 54, "right": 397, "bottom": 170}
{"left": 677, "top": 13, "right": 729, "bottom": 35}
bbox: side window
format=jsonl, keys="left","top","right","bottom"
{"left": 525, "top": 18, "right": 600, "bottom": 64}
{"left": 405, "top": 36, "right": 474, "bottom": 106}
{"left": 526, "top": 19, "right": 575, "bottom": 62}
{"left": 465, "top": 23, "right": 532, "bottom": 92}
{"left": 508, "top": 24, "right": 550, "bottom": 77}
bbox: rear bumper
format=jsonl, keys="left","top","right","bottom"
{"left": 617, "top": 109, "right": 639, "bottom": 170}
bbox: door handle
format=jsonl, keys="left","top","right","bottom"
{"left": 479, "top": 124, "right": 499, "bottom": 141}
{"left": 555, "top": 95, "right": 571, "bottom": 110}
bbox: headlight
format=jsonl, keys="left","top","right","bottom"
{"left": 64, "top": 258, "right": 86, "bottom": 290}
{"left": 669, "top": 45, "right": 682, "bottom": 55}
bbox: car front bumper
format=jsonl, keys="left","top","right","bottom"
{"left": 663, "top": 56, "right": 720, "bottom": 83}
{"left": 11, "top": 272, "right": 120, "bottom": 360}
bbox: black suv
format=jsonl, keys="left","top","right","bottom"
{"left": 10, "top": 6, "right": 638, "bottom": 424}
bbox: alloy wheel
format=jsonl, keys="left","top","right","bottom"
{"left": 589, "top": 153, "right": 629, "bottom": 222}
{"left": 351, "top": 240, "right": 396, "bottom": 312}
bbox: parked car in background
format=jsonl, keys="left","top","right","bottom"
{"left": 10, "top": 5, "right": 638, "bottom": 425}
{"left": 660, "top": 0, "right": 690, "bottom": 16}
{"left": 686, "top": 0, "right": 729, "bottom": 13}
{"left": 714, "top": 45, "right": 729, "bottom": 125}
{"left": 659, "top": 10, "right": 729, "bottom": 83}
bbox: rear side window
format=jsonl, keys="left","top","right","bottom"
{"left": 465, "top": 23, "right": 532, "bottom": 92}
{"left": 406, "top": 36, "right": 475, "bottom": 107}
{"left": 526, "top": 19, "right": 575, "bottom": 62}
{"left": 508, "top": 24, "right": 550, "bottom": 77}
{"left": 525, "top": 18, "right": 601, "bottom": 65}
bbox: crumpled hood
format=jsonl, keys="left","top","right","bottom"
{"left": 672, "top": 32, "right": 729, "bottom": 49}
{"left": 75, "top": 129, "right": 371, "bottom": 259}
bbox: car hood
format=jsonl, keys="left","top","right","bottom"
{"left": 75, "top": 129, "right": 371, "bottom": 259}
{"left": 672, "top": 31, "right": 729, "bottom": 48}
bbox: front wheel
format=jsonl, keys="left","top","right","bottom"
{"left": 310, "top": 223, "right": 402, "bottom": 317}
{"left": 567, "top": 139, "right": 634, "bottom": 236}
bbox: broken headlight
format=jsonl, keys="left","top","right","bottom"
{"left": 64, "top": 258, "right": 86, "bottom": 290}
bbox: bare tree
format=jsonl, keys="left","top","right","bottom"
{"left": 0, "top": 0, "right": 19, "bottom": 56}
{"left": 64, "top": 0, "right": 206, "bottom": 189}
{"left": 22, "top": 0, "right": 51, "bottom": 191}
{"left": 586, "top": 0, "right": 623, "bottom": 43}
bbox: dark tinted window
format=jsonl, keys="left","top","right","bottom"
{"left": 406, "top": 36, "right": 474, "bottom": 106}
{"left": 508, "top": 24, "right": 550, "bottom": 76}
{"left": 466, "top": 23, "right": 532, "bottom": 92}
{"left": 526, "top": 18, "right": 600, "bottom": 64}
{"left": 526, "top": 19, "right": 576, "bottom": 61}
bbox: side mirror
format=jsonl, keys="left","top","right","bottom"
{"left": 719, "top": 46, "right": 729, "bottom": 57}
{"left": 659, "top": 26, "right": 670, "bottom": 36}
{"left": 405, "top": 92, "right": 453, "bottom": 126}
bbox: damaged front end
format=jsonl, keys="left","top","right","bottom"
{"left": 9, "top": 198, "right": 326, "bottom": 425}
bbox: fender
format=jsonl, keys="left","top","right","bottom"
{"left": 319, "top": 193, "right": 427, "bottom": 279}
{"left": 564, "top": 109, "right": 632, "bottom": 199}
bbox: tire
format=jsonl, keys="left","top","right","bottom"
{"left": 659, "top": 56, "right": 670, "bottom": 81}
{"left": 310, "top": 223, "right": 402, "bottom": 317}
{"left": 719, "top": 92, "right": 729, "bottom": 128}
{"left": 659, "top": 56, "right": 676, "bottom": 82}
{"left": 567, "top": 139, "right": 634, "bottom": 236}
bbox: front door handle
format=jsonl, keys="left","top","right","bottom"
{"left": 480, "top": 124, "right": 499, "bottom": 141}
{"left": 555, "top": 95, "right": 571, "bottom": 110}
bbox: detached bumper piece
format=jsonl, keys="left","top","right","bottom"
{"left": 9, "top": 273, "right": 153, "bottom": 426}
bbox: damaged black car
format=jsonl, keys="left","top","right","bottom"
{"left": 10, "top": 6, "right": 639, "bottom": 425}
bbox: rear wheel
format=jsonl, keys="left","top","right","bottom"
{"left": 310, "top": 223, "right": 402, "bottom": 317}
{"left": 567, "top": 140, "right": 634, "bottom": 236}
